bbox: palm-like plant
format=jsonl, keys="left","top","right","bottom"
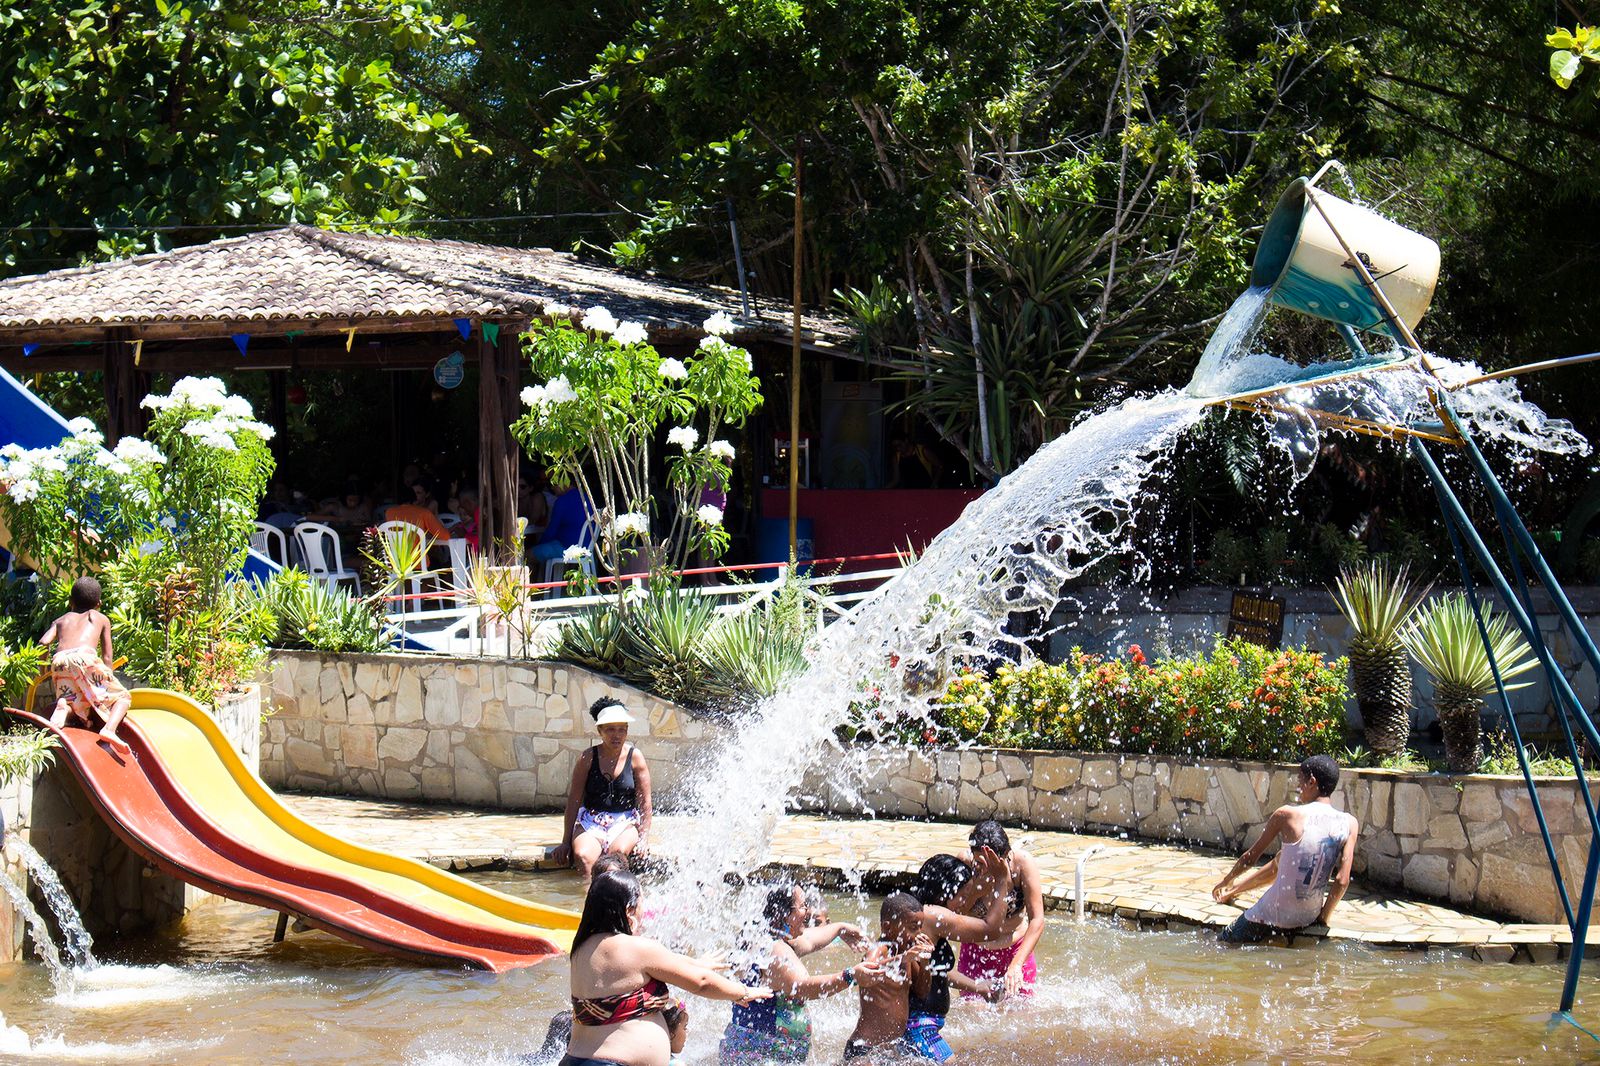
{"left": 1333, "top": 560, "right": 1429, "bottom": 755}
{"left": 1403, "top": 594, "right": 1539, "bottom": 773}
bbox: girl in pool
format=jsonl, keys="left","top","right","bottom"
{"left": 553, "top": 698, "right": 653, "bottom": 884}
{"left": 956, "top": 821, "right": 1045, "bottom": 1002}
{"left": 718, "top": 883, "right": 873, "bottom": 1064}
{"left": 566, "top": 868, "right": 767, "bottom": 1066}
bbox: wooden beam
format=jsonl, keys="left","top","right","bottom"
{"left": 476, "top": 323, "right": 524, "bottom": 559}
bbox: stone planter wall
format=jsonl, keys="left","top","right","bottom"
{"left": 799, "top": 745, "right": 1592, "bottom": 925}
{"left": 0, "top": 684, "right": 261, "bottom": 963}
{"left": 261, "top": 651, "right": 723, "bottom": 809}
{"left": 1050, "top": 586, "right": 1600, "bottom": 738}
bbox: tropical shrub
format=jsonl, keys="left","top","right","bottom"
{"left": 512, "top": 308, "right": 762, "bottom": 585}
{"left": 248, "top": 570, "right": 388, "bottom": 654}
{"left": 932, "top": 639, "right": 1348, "bottom": 761}
{"left": 0, "top": 377, "right": 278, "bottom": 705}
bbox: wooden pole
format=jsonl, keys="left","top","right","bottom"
{"left": 789, "top": 139, "right": 803, "bottom": 559}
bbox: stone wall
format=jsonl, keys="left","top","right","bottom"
{"left": 0, "top": 685, "right": 261, "bottom": 963}
{"left": 799, "top": 745, "right": 1592, "bottom": 925}
{"left": 261, "top": 651, "right": 722, "bottom": 809}
{"left": 1050, "top": 586, "right": 1600, "bottom": 737}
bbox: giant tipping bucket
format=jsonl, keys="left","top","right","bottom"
{"left": 1251, "top": 176, "right": 1440, "bottom": 338}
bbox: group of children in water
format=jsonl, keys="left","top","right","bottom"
{"left": 552, "top": 818, "right": 1044, "bottom": 1066}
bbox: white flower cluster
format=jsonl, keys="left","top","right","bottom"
{"left": 522, "top": 375, "right": 578, "bottom": 411}
{"left": 66, "top": 417, "right": 102, "bottom": 442}
{"left": 658, "top": 357, "right": 688, "bottom": 380}
{"left": 544, "top": 302, "right": 572, "bottom": 320}
{"left": 708, "top": 439, "right": 736, "bottom": 462}
{"left": 562, "top": 544, "right": 591, "bottom": 563}
{"left": 142, "top": 376, "right": 229, "bottom": 412}
{"left": 179, "top": 412, "right": 276, "bottom": 450}
{"left": 142, "top": 377, "right": 272, "bottom": 447}
{"left": 0, "top": 443, "right": 68, "bottom": 503}
{"left": 581, "top": 305, "right": 619, "bottom": 335}
{"left": 112, "top": 437, "right": 167, "bottom": 466}
{"left": 666, "top": 426, "right": 700, "bottom": 450}
{"left": 703, "top": 311, "right": 735, "bottom": 337}
{"left": 611, "top": 511, "right": 649, "bottom": 538}
{"left": 612, "top": 321, "right": 648, "bottom": 347}
{"left": 698, "top": 333, "right": 755, "bottom": 368}
{"left": 696, "top": 504, "right": 724, "bottom": 527}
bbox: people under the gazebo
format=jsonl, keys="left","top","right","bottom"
{"left": 532, "top": 483, "right": 593, "bottom": 563}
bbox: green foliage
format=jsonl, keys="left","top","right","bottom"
{"left": 932, "top": 639, "right": 1349, "bottom": 761}
{"left": 549, "top": 579, "right": 811, "bottom": 710}
{"left": 0, "top": 0, "right": 484, "bottom": 268}
{"left": 512, "top": 313, "right": 761, "bottom": 578}
{"left": 1548, "top": 25, "right": 1600, "bottom": 90}
{"left": 0, "top": 640, "right": 48, "bottom": 708}
{"left": 1402, "top": 594, "right": 1540, "bottom": 698}
{"left": 1478, "top": 732, "right": 1580, "bottom": 777}
{"left": 247, "top": 570, "right": 387, "bottom": 654}
{"left": 0, "top": 727, "right": 56, "bottom": 787}
{"left": 1333, "top": 560, "right": 1429, "bottom": 653}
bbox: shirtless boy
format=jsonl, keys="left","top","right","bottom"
{"left": 843, "top": 893, "right": 930, "bottom": 1062}
{"left": 42, "top": 577, "right": 132, "bottom": 754}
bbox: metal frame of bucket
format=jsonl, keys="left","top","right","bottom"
{"left": 1251, "top": 171, "right": 1441, "bottom": 342}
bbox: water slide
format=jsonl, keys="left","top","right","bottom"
{"left": 6, "top": 689, "right": 577, "bottom": 970}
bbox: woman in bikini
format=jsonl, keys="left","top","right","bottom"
{"left": 553, "top": 698, "right": 653, "bottom": 884}
{"left": 566, "top": 868, "right": 767, "bottom": 1066}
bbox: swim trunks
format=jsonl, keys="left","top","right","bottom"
{"left": 902, "top": 1013, "right": 954, "bottom": 1062}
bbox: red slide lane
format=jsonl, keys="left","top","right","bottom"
{"left": 10, "top": 709, "right": 564, "bottom": 971}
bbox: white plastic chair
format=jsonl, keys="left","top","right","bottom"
{"left": 375, "top": 519, "right": 447, "bottom": 610}
{"left": 540, "top": 515, "right": 597, "bottom": 595}
{"left": 251, "top": 521, "right": 292, "bottom": 568}
{"left": 444, "top": 537, "right": 474, "bottom": 606}
{"left": 293, "top": 522, "right": 361, "bottom": 594}
{"left": 438, "top": 512, "right": 461, "bottom": 529}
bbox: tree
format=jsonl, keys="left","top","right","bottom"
{"left": 0, "top": 0, "right": 484, "bottom": 271}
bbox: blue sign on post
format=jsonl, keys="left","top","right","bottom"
{"left": 433, "top": 351, "right": 466, "bottom": 389}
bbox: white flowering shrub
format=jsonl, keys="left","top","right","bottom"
{"left": 0, "top": 377, "right": 276, "bottom": 705}
{"left": 512, "top": 308, "right": 761, "bottom": 584}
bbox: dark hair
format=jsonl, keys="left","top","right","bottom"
{"left": 764, "top": 885, "right": 800, "bottom": 934}
{"left": 1300, "top": 755, "right": 1340, "bottom": 797}
{"left": 590, "top": 696, "right": 626, "bottom": 722}
{"left": 969, "top": 820, "right": 1011, "bottom": 857}
{"left": 572, "top": 869, "right": 640, "bottom": 951}
{"left": 69, "top": 576, "right": 102, "bottom": 613}
{"left": 880, "top": 891, "right": 923, "bottom": 928}
{"left": 591, "top": 853, "right": 631, "bottom": 879}
{"left": 912, "top": 853, "right": 973, "bottom": 907}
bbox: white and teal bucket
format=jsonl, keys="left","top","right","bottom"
{"left": 1251, "top": 177, "right": 1440, "bottom": 338}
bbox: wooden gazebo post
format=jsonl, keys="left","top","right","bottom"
{"left": 477, "top": 319, "right": 523, "bottom": 559}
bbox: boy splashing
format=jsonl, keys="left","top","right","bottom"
{"left": 43, "top": 577, "right": 132, "bottom": 755}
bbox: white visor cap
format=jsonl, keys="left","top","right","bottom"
{"left": 594, "top": 704, "right": 635, "bottom": 727}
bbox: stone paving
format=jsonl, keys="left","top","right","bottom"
{"left": 282, "top": 793, "right": 1573, "bottom": 964}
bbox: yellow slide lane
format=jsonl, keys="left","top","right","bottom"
{"left": 128, "top": 689, "right": 577, "bottom": 947}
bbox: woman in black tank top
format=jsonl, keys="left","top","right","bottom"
{"left": 552, "top": 697, "right": 654, "bottom": 884}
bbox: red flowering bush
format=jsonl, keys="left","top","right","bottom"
{"left": 934, "top": 638, "right": 1348, "bottom": 761}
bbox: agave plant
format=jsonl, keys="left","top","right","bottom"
{"left": 699, "top": 606, "right": 809, "bottom": 708}
{"left": 1333, "top": 560, "right": 1429, "bottom": 756}
{"left": 1403, "top": 594, "right": 1539, "bottom": 773}
{"left": 252, "top": 570, "right": 387, "bottom": 653}
{"left": 552, "top": 604, "right": 625, "bottom": 674}
{"left": 616, "top": 584, "right": 719, "bottom": 705}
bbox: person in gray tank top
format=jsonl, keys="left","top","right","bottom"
{"left": 1210, "top": 755, "right": 1359, "bottom": 945}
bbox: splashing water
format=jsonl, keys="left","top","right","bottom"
{"left": 647, "top": 279, "right": 1588, "bottom": 954}
{"left": 0, "top": 866, "right": 71, "bottom": 993}
{"left": 11, "top": 839, "right": 96, "bottom": 971}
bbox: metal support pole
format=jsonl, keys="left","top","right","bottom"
{"left": 273, "top": 910, "right": 288, "bottom": 943}
{"left": 726, "top": 199, "right": 752, "bottom": 320}
{"left": 788, "top": 139, "right": 803, "bottom": 559}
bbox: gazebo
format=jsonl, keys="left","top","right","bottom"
{"left": 0, "top": 226, "right": 850, "bottom": 548}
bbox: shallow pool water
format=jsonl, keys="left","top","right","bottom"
{"left": 0, "top": 869, "right": 1593, "bottom": 1064}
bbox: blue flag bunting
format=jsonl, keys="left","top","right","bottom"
{"left": 454, "top": 318, "right": 472, "bottom": 340}
{"left": 232, "top": 333, "right": 250, "bottom": 356}
{"left": 22, "top": 344, "right": 37, "bottom": 357}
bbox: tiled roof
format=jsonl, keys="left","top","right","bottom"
{"left": 0, "top": 226, "right": 850, "bottom": 346}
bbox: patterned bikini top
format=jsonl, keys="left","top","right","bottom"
{"left": 572, "top": 977, "right": 672, "bottom": 1027}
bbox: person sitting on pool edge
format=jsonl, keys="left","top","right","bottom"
{"left": 955, "top": 821, "right": 1044, "bottom": 1001}
{"left": 1210, "top": 754, "right": 1359, "bottom": 945}
{"left": 552, "top": 698, "right": 653, "bottom": 885}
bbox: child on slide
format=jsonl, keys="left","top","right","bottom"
{"left": 43, "top": 577, "right": 132, "bottom": 755}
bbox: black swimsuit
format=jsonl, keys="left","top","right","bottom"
{"left": 582, "top": 744, "right": 637, "bottom": 813}
{"left": 908, "top": 938, "right": 955, "bottom": 1017}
